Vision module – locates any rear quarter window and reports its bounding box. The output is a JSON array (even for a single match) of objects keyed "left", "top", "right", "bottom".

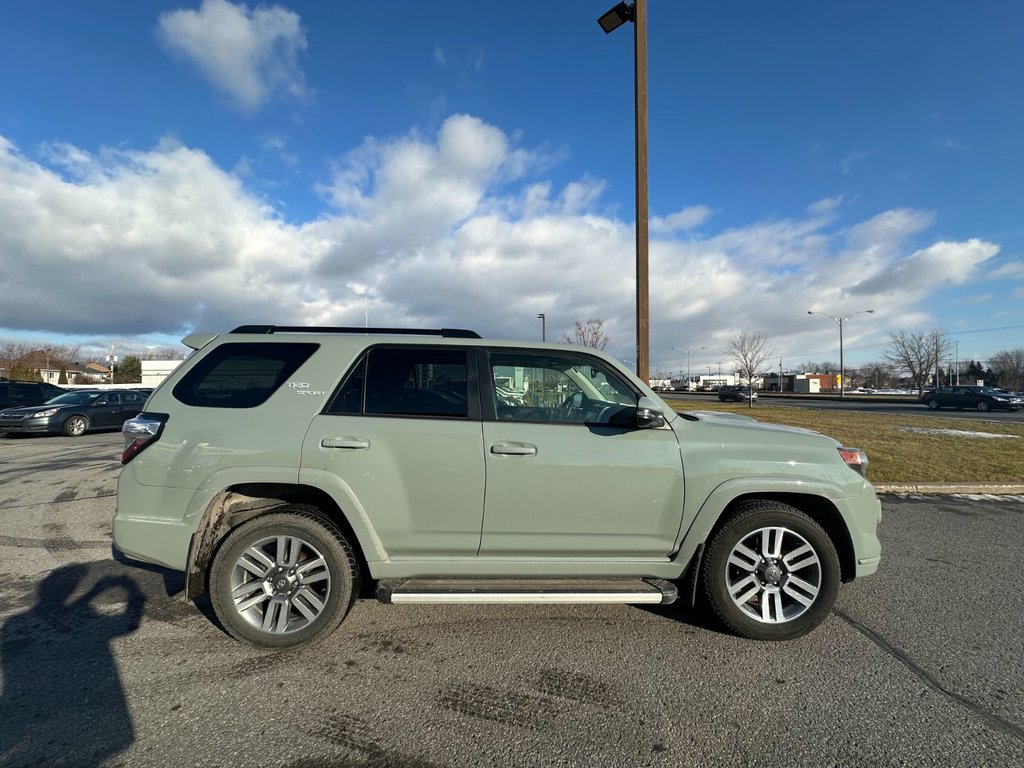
[{"left": 172, "top": 342, "right": 318, "bottom": 408}]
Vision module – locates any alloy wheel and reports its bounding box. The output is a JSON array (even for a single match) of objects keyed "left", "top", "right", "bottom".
[
  {"left": 229, "top": 534, "right": 332, "bottom": 634},
  {"left": 724, "top": 526, "right": 822, "bottom": 624}
]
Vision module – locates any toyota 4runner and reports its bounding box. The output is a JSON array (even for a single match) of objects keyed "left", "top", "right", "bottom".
[{"left": 114, "top": 325, "right": 881, "bottom": 649}]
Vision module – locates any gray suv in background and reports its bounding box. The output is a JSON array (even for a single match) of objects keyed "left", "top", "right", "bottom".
[{"left": 114, "top": 325, "right": 881, "bottom": 650}]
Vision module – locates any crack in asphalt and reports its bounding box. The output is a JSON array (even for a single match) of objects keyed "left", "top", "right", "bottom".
[
  {"left": 0, "top": 492, "right": 115, "bottom": 510},
  {"left": 834, "top": 608, "right": 1024, "bottom": 744},
  {"left": 0, "top": 534, "right": 110, "bottom": 549}
]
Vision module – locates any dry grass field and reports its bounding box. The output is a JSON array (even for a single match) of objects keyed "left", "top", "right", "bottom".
[{"left": 670, "top": 400, "right": 1024, "bottom": 483}]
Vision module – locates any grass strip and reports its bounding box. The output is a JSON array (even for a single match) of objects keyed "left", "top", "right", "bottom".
[{"left": 670, "top": 400, "right": 1024, "bottom": 484}]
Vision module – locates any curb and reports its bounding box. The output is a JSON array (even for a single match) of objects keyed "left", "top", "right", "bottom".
[{"left": 874, "top": 483, "right": 1024, "bottom": 495}]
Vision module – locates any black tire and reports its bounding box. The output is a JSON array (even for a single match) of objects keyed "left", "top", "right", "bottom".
[
  {"left": 925, "top": 399, "right": 939, "bottom": 410},
  {"left": 977, "top": 400, "right": 990, "bottom": 412},
  {"left": 701, "top": 501, "right": 840, "bottom": 641},
  {"left": 209, "top": 505, "right": 360, "bottom": 649},
  {"left": 62, "top": 415, "right": 89, "bottom": 436}
]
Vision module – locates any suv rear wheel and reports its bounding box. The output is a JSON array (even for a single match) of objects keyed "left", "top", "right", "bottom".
[
  {"left": 209, "top": 506, "right": 360, "bottom": 649},
  {"left": 702, "top": 501, "right": 840, "bottom": 640}
]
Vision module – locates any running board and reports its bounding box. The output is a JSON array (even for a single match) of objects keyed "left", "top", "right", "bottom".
[{"left": 376, "top": 578, "right": 677, "bottom": 605}]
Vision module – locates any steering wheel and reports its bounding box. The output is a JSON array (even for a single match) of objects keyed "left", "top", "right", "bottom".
[{"left": 559, "top": 392, "right": 583, "bottom": 419}]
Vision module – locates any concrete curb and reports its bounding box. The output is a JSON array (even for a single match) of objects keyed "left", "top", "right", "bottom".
[{"left": 874, "top": 483, "right": 1024, "bottom": 495}]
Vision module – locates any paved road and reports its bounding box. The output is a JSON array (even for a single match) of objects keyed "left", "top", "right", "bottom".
[
  {"left": 1, "top": 433, "right": 1022, "bottom": 767},
  {"left": 664, "top": 392, "right": 1024, "bottom": 424}
]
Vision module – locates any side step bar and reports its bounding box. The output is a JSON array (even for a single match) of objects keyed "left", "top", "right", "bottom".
[{"left": 376, "top": 578, "right": 677, "bottom": 606}]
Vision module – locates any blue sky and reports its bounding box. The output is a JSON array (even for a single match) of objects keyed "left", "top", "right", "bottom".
[{"left": 0, "top": 1, "right": 1021, "bottom": 374}]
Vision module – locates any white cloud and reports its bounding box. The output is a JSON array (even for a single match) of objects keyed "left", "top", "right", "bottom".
[
  {"left": 807, "top": 196, "right": 843, "bottom": 216},
  {"left": 651, "top": 205, "right": 713, "bottom": 233},
  {"left": 157, "top": 0, "right": 308, "bottom": 112},
  {"left": 0, "top": 116, "right": 1003, "bottom": 373},
  {"left": 987, "top": 261, "right": 1024, "bottom": 279},
  {"left": 849, "top": 239, "right": 998, "bottom": 297}
]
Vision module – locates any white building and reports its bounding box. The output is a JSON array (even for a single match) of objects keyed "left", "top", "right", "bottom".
[{"left": 141, "top": 359, "right": 183, "bottom": 387}]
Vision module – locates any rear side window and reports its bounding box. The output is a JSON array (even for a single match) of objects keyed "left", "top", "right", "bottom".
[
  {"left": 327, "top": 347, "right": 468, "bottom": 418},
  {"left": 173, "top": 342, "right": 318, "bottom": 409},
  {"left": 9, "top": 383, "right": 42, "bottom": 406}
]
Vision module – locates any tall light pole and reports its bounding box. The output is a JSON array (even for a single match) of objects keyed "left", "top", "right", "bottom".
[
  {"left": 673, "top": 346, "right": 705, "bottom": 391},
  {"left": 807, "top": 309, "right": 875, "bottom": 398},
  {"left": 598, "top": 0, "right": 649, "bottom": 384},
  {"left": 537, "top": 313, "right": 546, "bottom": 342}
]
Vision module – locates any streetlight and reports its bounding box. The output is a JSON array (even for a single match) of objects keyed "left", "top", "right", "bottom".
[
  {"left": 598, "top": 0, "right": 649, "bottom": 383},
  {"left": 673, "top": 346, "right": 705, "bottom": 391},
  {"left": 807, "top": 309, "right": 875, "bottom": 398},
  {"left": 537, "top": 313, "right": 546, "bottom": 342}
]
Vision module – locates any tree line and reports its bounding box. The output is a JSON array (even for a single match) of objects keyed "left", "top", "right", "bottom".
[{"left": 558, "top": 321, "right": 1024, "bottom": 396}]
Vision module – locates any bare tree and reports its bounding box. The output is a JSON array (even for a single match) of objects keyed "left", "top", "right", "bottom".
[
  {"left": 724, "top": 330, "right": 773, "bottom": 407},
  {"left": 562, "top": 319, "right": 610, "bottom": 351},
  {"left": 988, "top": 348, "right": 1024, "bottom": 391},
  {"left": 797, "top": 360, "right": 839, "bottom": 374},
  {"left": 137, "top": 346, "right": 188, "bottom": 360},
  {"left": 883, "top": 329, "right": 950, "bottom": 396},
  {"left": 858, "top": 361, "right": 895, "bottom": 390}
]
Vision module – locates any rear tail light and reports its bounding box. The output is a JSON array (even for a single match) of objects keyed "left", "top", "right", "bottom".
[
  {"left": 122, "top": 414, "right": 168, "bottom": 465},
  {"left": 838, "top": 447, "right": 868, "bottom": 477}
]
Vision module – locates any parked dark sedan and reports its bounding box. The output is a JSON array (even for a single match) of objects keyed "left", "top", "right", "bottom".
[
  {"left": 921, "top": 385, "right": 1023, "bottom": 412},
  {"left": 0, "top": 389, "right": 150, "bottom": 436}
]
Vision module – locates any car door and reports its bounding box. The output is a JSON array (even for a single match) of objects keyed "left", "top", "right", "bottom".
[
  {"left": 91, "top": 392, "right": 123, "bottom": 427},
  {"left": 479, "top": 349, "right": 685, "bottom": 559},
  {"left": 301, "top": 345, "right": 486, "bottom": 558}
]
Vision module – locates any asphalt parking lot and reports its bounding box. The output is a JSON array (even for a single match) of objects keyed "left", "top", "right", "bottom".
[{"left": 1, "top": 432, "right": 1023, "bottom": 767}]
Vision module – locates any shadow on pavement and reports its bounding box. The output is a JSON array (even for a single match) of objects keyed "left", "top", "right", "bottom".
[{"left": 0, "top": 563, "right": 144, "bottom": 767}]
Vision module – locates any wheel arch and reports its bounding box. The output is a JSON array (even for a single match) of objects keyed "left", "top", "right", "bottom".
[
  {"left": 677, "top": 485, "right": 858, "bottom": 595},
  {"left": 709, "top": 492, "right": 856, "bottom": 583},
  {"left": 185, "top": 483, "right": 373, "bottom": 600}
]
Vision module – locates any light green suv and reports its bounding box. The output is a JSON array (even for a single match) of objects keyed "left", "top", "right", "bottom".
[{"left": 114, "top": 325, "right": 881, "bottom": 649}]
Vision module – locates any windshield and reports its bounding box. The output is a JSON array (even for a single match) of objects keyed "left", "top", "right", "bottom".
[{"left": 46, "top": 391, "right": 101, "bottom": 405}]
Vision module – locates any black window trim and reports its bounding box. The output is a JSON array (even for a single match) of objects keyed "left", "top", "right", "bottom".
[{"left": 323, "top": 344, "right": 481, "bottom": 421}]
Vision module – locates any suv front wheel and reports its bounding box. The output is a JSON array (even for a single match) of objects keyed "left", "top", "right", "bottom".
[
  {"left": 702, "top": 501, "right": 840, "bottom": 640},
  {"left": 209, "top": 506, "right": 360, "bottom": 649}
]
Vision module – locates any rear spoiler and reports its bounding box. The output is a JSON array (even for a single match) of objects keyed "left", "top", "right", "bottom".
[{"left": 181, "top": 333, "right": 218, "bottom": 351}]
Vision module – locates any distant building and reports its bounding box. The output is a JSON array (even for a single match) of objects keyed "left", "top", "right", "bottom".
[{"left": 141, "top": 360, "right": 183, "bottom": 387}]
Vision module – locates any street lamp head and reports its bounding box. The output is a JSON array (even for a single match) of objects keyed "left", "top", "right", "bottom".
[
  {"left": 537, "top": 313, "right": 545, "bottom": 320},
  {"left": 598, "top": 2, "right": 634, "bottom": 34}
]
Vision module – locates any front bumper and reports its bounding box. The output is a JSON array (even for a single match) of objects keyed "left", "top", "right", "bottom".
[{"left": 0, "top": 417, "right": 59, "bottom": 434}]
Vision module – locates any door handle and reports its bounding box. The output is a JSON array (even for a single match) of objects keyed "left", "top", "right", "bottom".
[
  {"left": 490, "top": 441, "right": 537, "bottom": 456},
  {"left": 321, "top": 437, "right": 370, "bottom": 450}
]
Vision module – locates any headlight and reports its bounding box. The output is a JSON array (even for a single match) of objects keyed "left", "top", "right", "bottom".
[
  {"left": 31, "top": 408, "right": 59, "bottom": 418},
  {"left": 838, "top": 447, "right": 869, "bottom": 477},
  {"left": 993, "top": 397, "right": 1007, "bottom": 402}
]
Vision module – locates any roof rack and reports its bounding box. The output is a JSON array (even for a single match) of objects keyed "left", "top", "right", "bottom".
[{"left": 230, "top": 325, "right": 482, "bottom": 339}]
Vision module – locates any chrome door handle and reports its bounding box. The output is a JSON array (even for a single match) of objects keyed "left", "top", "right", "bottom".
[
  {"left": 321, "top": 437, "right": 370, "bottom": 450},
  {"left": 490, "top": 442, "right": 537, "bottom": 456}
]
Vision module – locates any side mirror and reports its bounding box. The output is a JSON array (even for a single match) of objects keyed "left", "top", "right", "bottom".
[{"left": 635, "top": 396, "right": 666, "bottom": 429}]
